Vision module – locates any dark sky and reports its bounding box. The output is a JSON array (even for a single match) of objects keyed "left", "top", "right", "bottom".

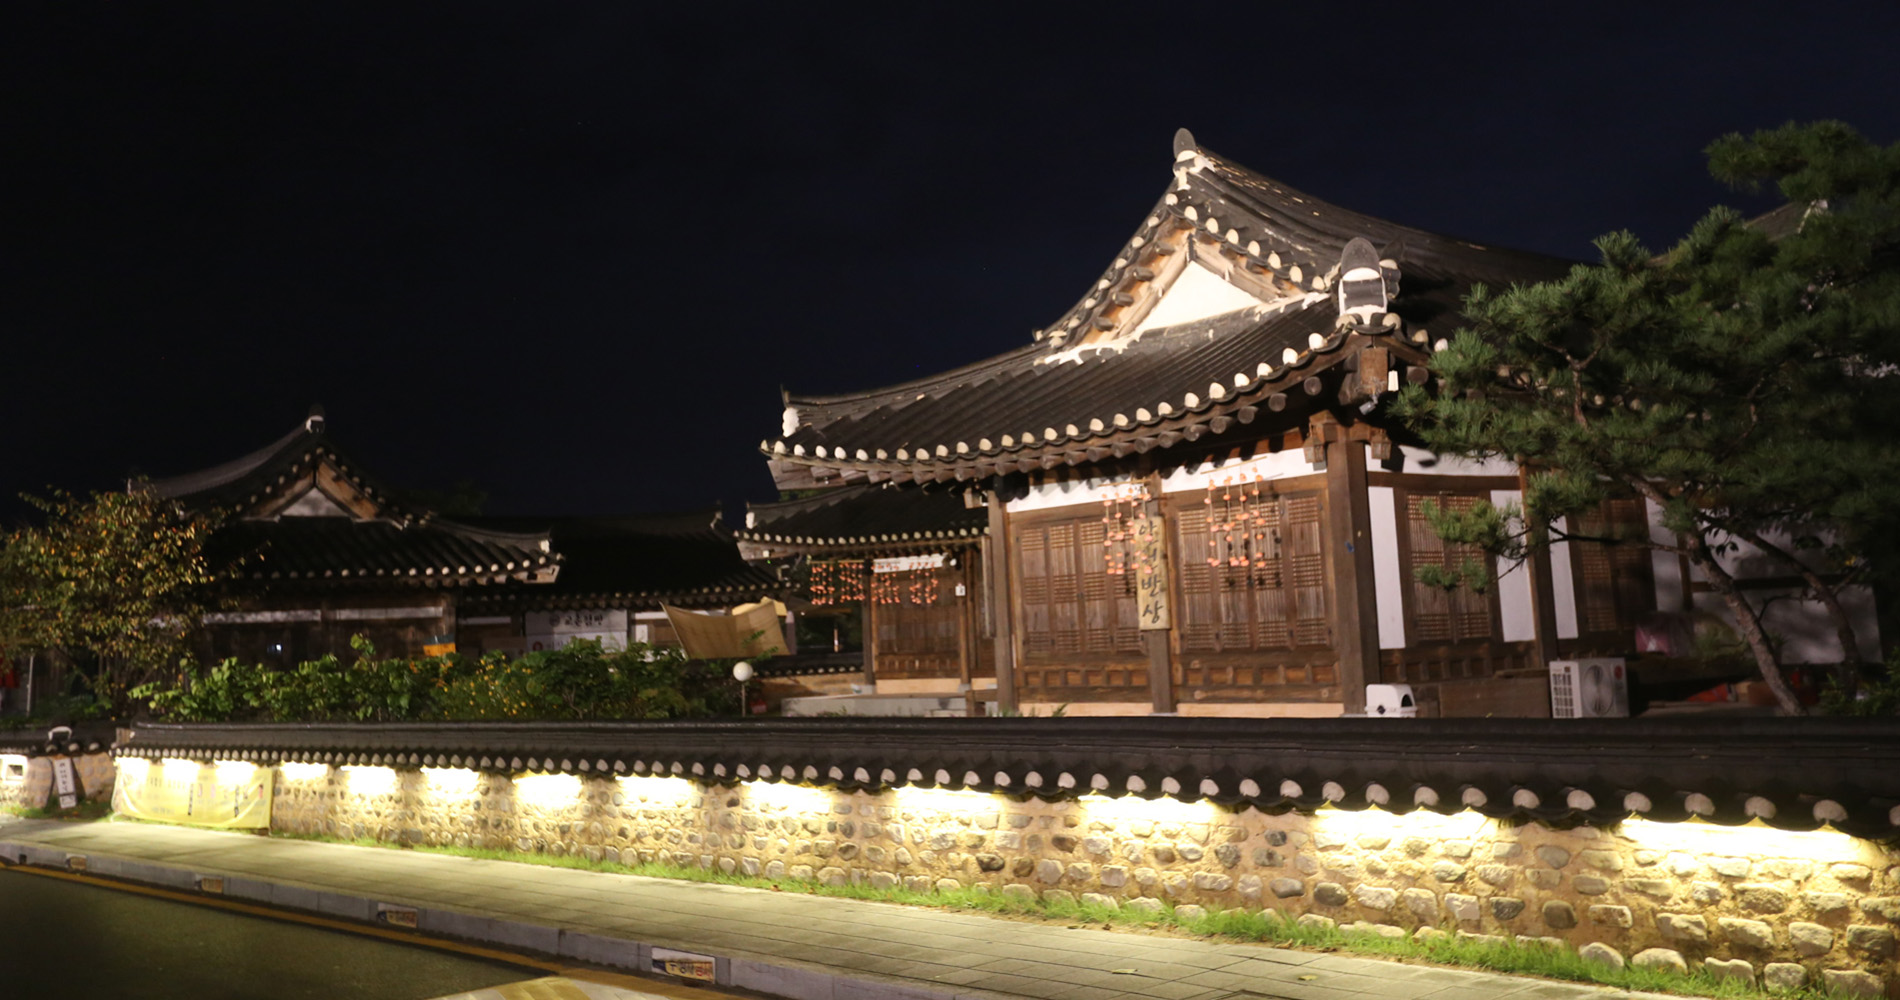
[{"left": 5, "top": 4, "right": 1898, "bottom": 522}]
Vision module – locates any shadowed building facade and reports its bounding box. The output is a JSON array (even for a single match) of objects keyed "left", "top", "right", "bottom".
[{"left": 150, "top": 410, "right": 779, "bottom": 663}]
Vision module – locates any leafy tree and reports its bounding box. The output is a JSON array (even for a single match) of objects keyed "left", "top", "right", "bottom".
[
  {"left": 1392, "top": 122, "right": 1900, "bottom": 716},
  {"left": 0, "top": 484, "right": 226, "bottom": 717}
]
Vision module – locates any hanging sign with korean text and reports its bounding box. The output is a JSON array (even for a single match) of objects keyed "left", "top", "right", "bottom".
[{"left": 1132, "top": 514, "right": 1170, "bottom": 630}]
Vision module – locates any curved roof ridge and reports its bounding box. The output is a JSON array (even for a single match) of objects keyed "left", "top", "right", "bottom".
[
  {"left": 745, "top": 484, "right": 880, "bottom": 520},
  {"left": 429, "top": 517, "right": 557, "bottom": 547},
  {"left": 1194, "top": 144, "right": 1580, "bottom": 277},
  {"left": 785, "top": 339, "right": 1045, "bottom": 411},
  {"left": 147, "top": 422, "right": 317, "bottom": 499}
]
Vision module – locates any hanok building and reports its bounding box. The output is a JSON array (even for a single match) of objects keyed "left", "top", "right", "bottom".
[
  {"left": 756, "top": 129, "right": 1859, "bottom": 718},
  {"left": 735, "top": 483, "right": 994, "bottom": 701},
  {"left": 152, "top": 411, "right": 779, "bottom": 663},
  {"left": 457, "top": 510, "right": 786, "bottom": 658}
]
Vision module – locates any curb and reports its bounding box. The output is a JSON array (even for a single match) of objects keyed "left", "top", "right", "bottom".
[{"left": 0, "top": 838, "right": 974, "bottom": 1000}]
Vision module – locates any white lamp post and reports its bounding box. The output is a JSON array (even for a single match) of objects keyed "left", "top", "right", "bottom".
[{"left": 732, "top": 661, "right": 754, "bottom": 716}]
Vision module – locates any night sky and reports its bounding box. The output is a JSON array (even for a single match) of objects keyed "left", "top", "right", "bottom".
[{"left": 5, "top": 5, "right": 1899, "bottom": 524}]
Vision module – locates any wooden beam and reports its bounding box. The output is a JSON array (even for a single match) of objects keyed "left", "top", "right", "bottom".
[
  {"left": 956, "top": 556, "right": 974, "bottom": 694},
  {"left": 1322, "top": 425, "right": 1379, "bottom": 714},
  {"left": 1358, "top": 347, "right": 1390, "bottom": 401},
  {"left": 1520, "top": 465, "right": 1561, "bottom": 674},
  {"left": 1303, "top": 376, "right": 1324, "bottom": 396},
  {"left": 860, "top": 561, "right": 878, "bottom": 690},
  {"left": 986, "top": 493, "right": 1017, "bottom": 714},
  {"left": 1268, "top": 393, "right": 1288, "bottom": 412}
]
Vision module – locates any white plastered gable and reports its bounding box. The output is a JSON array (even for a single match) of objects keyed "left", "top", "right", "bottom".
[
  {"left": 1130, "top": 260, "right": 1269, "bottom": 335},
  {"left": 277, "top": 484, "right": 353, "bottom": 517}
]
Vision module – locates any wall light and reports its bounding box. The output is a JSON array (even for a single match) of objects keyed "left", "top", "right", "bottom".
[
  {"left": 1310, "top": 806, "right": 1497, "bottom": 843},
  {"left": 745, "top": 779, "right": 838, "bottom": 814},
  {"left": 513, "top": 772, "right": 582, "bottom": 808},
  {"left": 1618, "top": 817, "right": 1869, "bottom": 864},
  {"left": 421, "top": 767, "right": 480, "bottom": 795},
  {"left": 3, "top": 753, "right": 33, "bottom": 783},
  {"left": 212, "top": 760, "right": 257, "bottom": 784},
  {"left": 893, "top": 785, "right": 1001, "bottom": 815},
  {"left": 1077, "top": 792, "right": 1219, "bottom": 827},
  {"left": 278, "top": 762, "right": 331, "bottom": 782},
  {"left": 616, "top": 775, "right": 694, "bottom": 805},
  {"left": 340, "top": 765, "right": 399, "bottom": 797}
]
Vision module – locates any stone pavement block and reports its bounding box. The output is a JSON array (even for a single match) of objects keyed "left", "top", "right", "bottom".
[
  {"left": 1113, "top": 979, "right": 1220, "bottom": 1000},
  {"left": 1045, "top": 986, "right": 1139, "bottom": 1000},
  {"left": 220, "top": 875, "right": 274, "bottom": 903},
  {"left": 834, "top": 977, "right": 960, "bottom": 1000},
  {"left": 732, "top": 960, "right": 837, "bottom": 1000},
  {"left": 557, "top": 929, "right": 643, "bottom": 969},
  {"left": 958, "top": 973, "right": 1052, "bottom": 996},
  {"left": 918, "top": 967, "right": 993, "bottom": 987}
]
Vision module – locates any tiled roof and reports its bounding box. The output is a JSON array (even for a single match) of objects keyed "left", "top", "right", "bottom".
[
  {"left": 118, "top": 716, "right": 1900, "bottom": 838},
  {"left": 739, "top": 485, "right": 988, "bottom": 555},
  {"left": 219, "top": 517, "right": 557, "bottom": 588},
  {"left": 764, "top": 130, "right": 1574, "bottom": 486},
  {"left": 0, "top": 722, "right": 116, "bottom": 758},
  {"left": 460, "top": 511, "right": 783, "bottom": 610},
  {"left": 147, "top": 409, "right": 410, "bottom": 519},
  {"left": 148, "top": 411, "right": 558, "bottom": 589}
]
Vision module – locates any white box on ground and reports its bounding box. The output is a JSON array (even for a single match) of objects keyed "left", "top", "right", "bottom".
[{"left": 1364, "top": 684, "right": 1417, "bottom": 717}]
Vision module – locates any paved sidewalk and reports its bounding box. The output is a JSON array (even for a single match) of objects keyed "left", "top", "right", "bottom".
[{"left": 1, "top": 820, "right": 1651, "bottom": 1000}]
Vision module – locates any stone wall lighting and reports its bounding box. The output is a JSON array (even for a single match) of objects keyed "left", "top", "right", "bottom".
[
  {"left": 339, "top": 765, "right": 399, "bottom": 797},
  {"left": 513, "top": 772, "right": 581, "bottom": 808},
  {"left": 420, "top": 766, "right": 479, "bottom": 795}
]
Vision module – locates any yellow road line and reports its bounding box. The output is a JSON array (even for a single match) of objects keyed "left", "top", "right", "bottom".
[{"left": 0, "top": 859, "right": 728, "bottom": 1000}]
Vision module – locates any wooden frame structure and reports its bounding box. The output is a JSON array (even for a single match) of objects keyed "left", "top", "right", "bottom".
[{"left": 753, "top": 131, "right": 1683, "bottom": 717}]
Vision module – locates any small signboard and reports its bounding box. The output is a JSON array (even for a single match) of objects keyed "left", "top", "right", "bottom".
[
  {"left": 1132, "top": 514, "right": 1171, "bottom": 631},
  {"left": 376, "top": 903, "right": 419, "bottom": 928},
  {"left": 197, "top": 876, "right": 225, "bottom": 895},
  {"left": 651, "top": 947, "right": 717, "bottom": 982},
  {"left": 872, "top": 553, "right": 945, "bottom": 574},
  {"left": 51, "top": 756, "right": 79, "bottom": 811},
  {"left": 525, "top": 609, "right": 628, "bottom": 651}
]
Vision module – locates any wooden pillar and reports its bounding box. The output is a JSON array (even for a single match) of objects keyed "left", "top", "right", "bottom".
[
  {"left": 859, "top": 562, "right": 877, "bottom": 690},
  {"left": 985, "top": 493, "right": 1018, "bottom": 713},
  {"left": 1321, "top": 417, "right": 1379, "bottom": 714},
  {"left": 1142, "top": 475, "right": 1176, "bottom": 715},
  {"left": 955, "top": 556, "right": 974, "bottom": 689},
  {"left": 1519, "top": 466, "right": 1561, "bottom": 671}
]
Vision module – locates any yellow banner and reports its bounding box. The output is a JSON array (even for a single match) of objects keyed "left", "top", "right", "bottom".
[{"left": 112, "top": 759, "right": 272, "bottom": 829}]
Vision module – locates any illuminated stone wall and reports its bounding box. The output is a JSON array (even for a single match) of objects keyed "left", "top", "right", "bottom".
[
  {"left": 1, "top": 753, "right": 114, "bottom": 811},
  {"left": 255, "top": 765, "right": 1900, "bottom": 995}
]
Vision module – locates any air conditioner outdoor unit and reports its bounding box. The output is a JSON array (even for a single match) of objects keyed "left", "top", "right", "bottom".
[{"left": 1549, "top": 658, "right": 1629, "bottom": 718}]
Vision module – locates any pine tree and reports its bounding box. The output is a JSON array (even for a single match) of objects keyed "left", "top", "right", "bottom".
[{"left": 1392, "top": 122, "right": 1900, "bottom": 716}]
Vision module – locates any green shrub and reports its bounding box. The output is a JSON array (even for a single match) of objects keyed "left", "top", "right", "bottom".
[{"left": 134, "top": 637, "right": 740, "bottom": 723}]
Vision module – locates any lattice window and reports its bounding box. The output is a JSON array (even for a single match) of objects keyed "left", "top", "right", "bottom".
[
  {"left": 1571, "top": 498, "right": 1656, "bottom": 636},
  {"left": 1017, "top": 514, "right": 1141, "bottom": 662},
  {"left": 1174, "top": 487, "right": 1330, "bottom": 653},
  {"left": 1406, "top": 491, "right": 1495, "bottom": 643},
  {"left": 875, "top": 568, "right": 960, "bottom": 656}
]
